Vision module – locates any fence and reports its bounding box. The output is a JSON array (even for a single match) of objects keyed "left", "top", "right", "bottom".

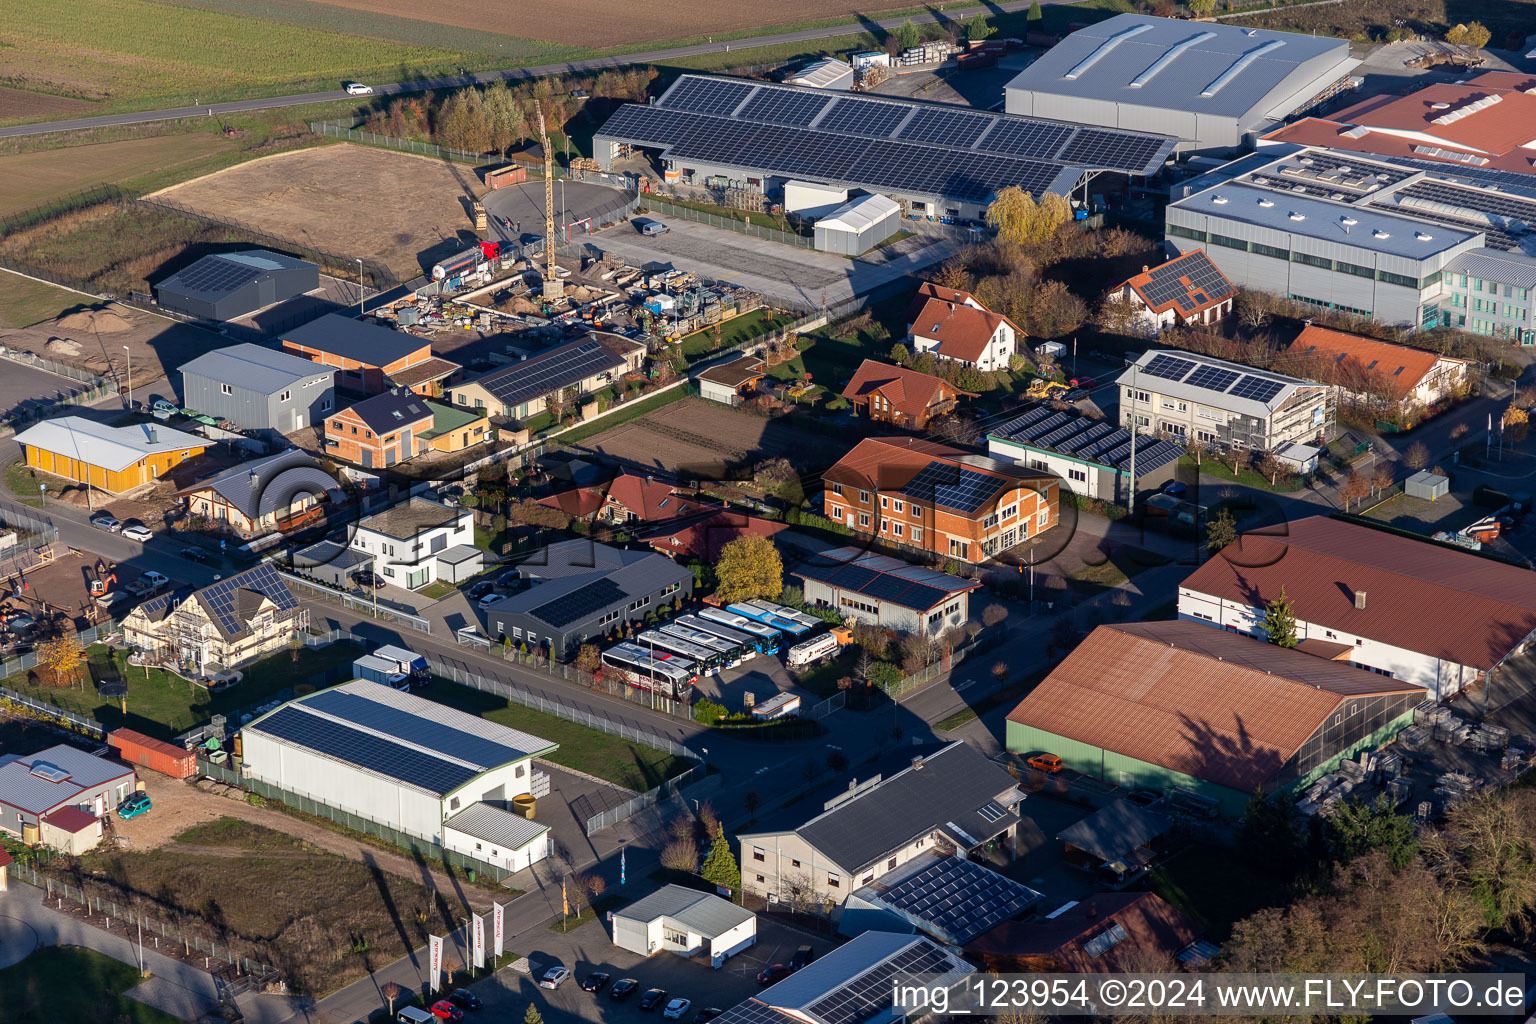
[
  {"left": 0, "top": 184, "right": 130, "bottom": 236},
  {"left": 882, "top": 628, "right": 1006, "bottom": 699},
  {"left": 583, "top": 761, "right": 706, "bottom": 836},
  {"left": 0, "top": 347, "right": 120, "bottom": 432},
  {"left": 0, "top": 618, "right": 118, "bottom": 684},
  {"left": 0, "top": 498, "right": 59, "bottom": 546},
  {"left": 196, "top": 758, "right": 512, "bottom": 882},
  {"left": 637, "top": 196, "right": 813, "bottom": 249},
  {"left": 0, "top": 684, "right": 107, "bottom": 739},
  {"left": 310, "top": 119, "right": 515, "bottom": 170},
  {"left": 278, "top": 571, "right": 432, "bottom": 633},
  {"left": 805, "top": 690, "right": 846, "bottom": 720},
  {"left": 9, "top": 859, "right": 282, "bottom": 984}
]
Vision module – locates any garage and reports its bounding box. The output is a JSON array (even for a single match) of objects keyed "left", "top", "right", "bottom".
[{"left": 610, "top": 884, "right": 756, "bottom": 966}]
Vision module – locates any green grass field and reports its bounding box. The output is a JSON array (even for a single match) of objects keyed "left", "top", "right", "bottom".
[
  {"left": 0, "top": 273, "right": 88, "bottom": 328},
  {"left": 0, "top": 946, "right": 183, "bottom": 1024},
  {"left": 679, "top": 308, "right": 797, "bottom": 360}
]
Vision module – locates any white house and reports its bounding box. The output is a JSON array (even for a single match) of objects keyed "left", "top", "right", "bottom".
[
  {"left": 1112, "top": 250, "right": 1236, "bottom": 335},
  {"left": 1178, "top": 516, "right": 1536, "bottom": 700},
  {"left": 908, "top": 293, "right": 1021, "bottom": 372},
  {"left": 352, "top": 497, "right": 480, "bottom": 589},
  {"left": 610, "top": 884, "right": 757, "bottom": 966}
]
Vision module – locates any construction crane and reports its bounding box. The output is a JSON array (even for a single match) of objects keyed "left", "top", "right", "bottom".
[{"left": 535, "top": 100, "right": 563, "bottom": 302}]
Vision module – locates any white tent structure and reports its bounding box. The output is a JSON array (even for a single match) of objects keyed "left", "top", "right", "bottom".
[{"left": 814, "top": 194, "right": 901, "bottom": 255}]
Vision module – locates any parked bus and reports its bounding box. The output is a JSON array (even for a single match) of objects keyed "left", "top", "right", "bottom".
[
  {"left": 658, "top": 621, "right": 746, "bottom": 667},
  {"left": 744, "top": 599, "right": 823, "bottom": 634},
  {"left": 698, "top": 607, "right": 782, "bottom": 654},
  {"left": 727, "top": 601, "right": 815, "bottom": 637},
  {"left": 635, "top": 629, "right": 724, "bottom": 676},
  {"left": 600, "top": 642, "right": 697, "bottom": 699},
  {"left": 675, "top": 613, "right": 770, "bottom": 657}
]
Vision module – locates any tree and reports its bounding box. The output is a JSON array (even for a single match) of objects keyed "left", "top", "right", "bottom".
[
  {"left": 383, "top": 982, "right": 404, "bottom": 1016},
  {"left": 1205, "top": 506, "right": 1237, "bottom": 553},
  {"left": 714, "top": 534, "right": 783, "bottom": 603},
  {"left": 1446, "top": 21, "right": 1491, "bottom": 53},
  {"left": 985, "top": 187, "right": 1071, "bottom": 248},
  {"left": 525, "top": 1006, "right": 545, "bottom": 1024},
  {"left": 1339, "top": 469, "right": 1371, "bottom": 510},
  {"left": 901, "top": 631, "right": 937, "bottom": 674},
  {"left": 889, "top": 342, "right": 910, "bottom": 364},
  {"left": 826, "top": 749, "right": 849, "bottom": 772},
  {"left": 1189, "top": 0, "right": 1217, "bottom": 15},
  {"left": 1026, "top": 279, "right": 1088, "bottom": 338},
  {"left": 1371, "top": 458, "right": 1395, "bottom": 497},
  {"left": 1262, "top": 586, "right": 1298, "bottom": 647},
  {"left": 1504, "top": 402, "right": 1530, "bottom": 443},
  {"left": 481, "top": 81, "right": 526, "bottom": 153},
  {"left": 970, "top": 17, "right": 996, "bottom": 41},
  {"left": 895, "top": 19, "right": 920, "bottom": 50},
  {"left": 1026, "top": 0, "right": 1043, "bottom": 25},
  {"left": 700, "top": 826, "right": 741, "bottom": 893},
  {"left": 1328, "top": 795, "right": 1419, "bottom": 870},
  {"left": 660, "top": 837, "right": 698, "bottom": 873},
  {"left": 743, "top": 790, "right": 760, "bottom": 820},
  {"left": 1403, "top": 441, "right": 1430, "bottom": 471},
  {"left": 1095, "top": 294, "right": 1142, "bottom": 336},
  {"left": 37, "top": 634, "right": 84, "bottom": 688},
  {"left": 982, "top": 603, "right": 1008, "bottom": 629},
  {"left": 1256, "top": 450, "right": 1285, "bottom": 485},
  {"left": 1238, "top": 790, "right": 1309, "bottom": 878},
  {"left": 574, "top": 643, "right": 601, "bottom": 675},
  {"left": 1236, "top": 289, "right": 1272, "bottom": 329}
]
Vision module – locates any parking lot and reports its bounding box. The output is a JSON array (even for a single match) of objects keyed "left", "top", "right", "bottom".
[{"left": 467, "top": 913, "right": 834, "bottom": 1024}]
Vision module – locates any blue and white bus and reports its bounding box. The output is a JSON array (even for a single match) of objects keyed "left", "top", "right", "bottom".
[
  {"left": 699, "top": 606, "right": 782, "bottom": 653},
  {"left": 658, "top": 621, "right": 746, "bottom": 668},
  {"left": 636, "top": 629, "right": 725, "bottom": 676},
  {"left": 681, "top": 611, "right": 778, "bottom": 656},
  {"left": 600, "top": 642, "right": 697, "bottom": 699},
  {"left": 744, "top": 599, "right": 823, "bottom": 634},
  {"left": 727, "top": 600, "right": 817, "bottom": 637}
]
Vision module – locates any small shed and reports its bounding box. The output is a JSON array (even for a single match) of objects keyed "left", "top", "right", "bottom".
[
  {"left": 610, "top": 883, "right": 756, "bottom": 966},
  {"left": 435, "top": 544, "right": 485, "bottom": 583},
  {"left": 40, "top": 807, "right": 102, "bottom": 856},
  {"left": 696, "top": 355, "right": 767, "bottom": 407},
  {"left": 1057, "top": 798, "right": 1170, "bottom": 882},
  {"left": 1271, "top": 440, "right": 1320, "bottom": 474},
  {"left": 814, "top": 194, "right": 902, "bottom": 255},
  {"left": 1405, "top": 470, "right": 1448, "bottom": 501},
  {"left": 783, "top": 57, "right": 854, "bottom": 91}
]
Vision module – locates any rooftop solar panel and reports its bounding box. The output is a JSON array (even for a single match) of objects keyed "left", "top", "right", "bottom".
[
  {"left": 899, "top": 461, "right": 1004, "bottom": 514},
  {"left": 1140, "top": 354, "right": 1195, "bottom": 382},
  {"left": 661, "top": 76, "right": 754, "bottom": 115},
  {"left": 737, "top": 87, "right": 834, "bottom": 127},
  {"left": 1059, "top": 128, "right": 1166, "bottom": 169},
  {"left": 898, "top": 106, "right": 994, "bottom": 148},
  {"left": 1183, "top": 364, "right": 1241, "bottom": 393},
  {"left": 816, "top": 97, "right": 913, "bottom": 137},
  {"left": 199, "top": 564, "right": 297, "bottom": 637},
  {"left": 531, "top": 577, "right": 624, "bottom": 628},
  {"left": 478, "top": 339, "right": 622, "bottom": 409},
  {"left": 177, "top": 256, "right": 262, "bottom": 296},
  {"left": 873, "top": 858, "right": 1039, "bottom": 942},
  {"left": 977, "top": 119, "right": 1075, "bottom": 159},
  {"left": 807, "top": 943, "right": 959, "bottom": 1024},
  {"left": 302, "top": 690, "right": 536, "bottom": 770},
  {"left": 253, "top": 706, "right": 478, "bottom": 795},
  {"left": 1226, "top": 375, "right": 1287, "bottom": 404}
]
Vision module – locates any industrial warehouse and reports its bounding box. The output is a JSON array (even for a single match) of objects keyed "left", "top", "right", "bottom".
[{"left": 594, "top": 74, "right": 1177, "bottom": 222}]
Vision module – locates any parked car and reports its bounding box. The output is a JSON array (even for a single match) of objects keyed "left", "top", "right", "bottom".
[
  {"left": 118, "top": 793, "right": 151, "bottom": 820},
  {"left": 663, "top": 999, "right": 692, "bottom": 1020},
  {"left": 478, "top": 593, "right": 507, "bottom": 610},
  {"left": 539, "top": 967, "right": 570, "bottom": 990},
  {"left": 1163, "top": 481, "right": 1188, "bottom": 499},
  {"left": 635, "top": 218, "right": 670, "bottom": 236},
  {"left": 610, "top": 978, "right": 640, "bottom": 1001},
  {"left": 151, "top": 398, "right": 179, "bottom": 421},
  {"left": 581, "top": 972, "right": 612, "bottom": 993},
  {"left": 123, "top": 524, "right": 153, "bottom": 543},
  {"left": 345, "top": 82, "right": 374, "bottom": 95},
  {"left": 639, "top": 988, "right": 669, "bottom": 1011},
  {"left": 447, "top": 989, "right": 481, "bottom": 1011},
  {"left": 429, "top": 1001, "right": 464, "bottom": 1022},
  {"left": 1027, "top": 753, "right": 1064, "bottom": 774},
  {"left": 91, "top": 514, "right": 122, "bottom": 533},
  {"left": 353, "top": 570, "right": 386, "bottom": 589},
  {"left": 790, "top": 945, "right": 816, "bottom": 970},
  {"left": 466, "top": 581, "right": 495, "bottom": 601},
  {"left": 2, "top": 612, "right": 36, "bottom": 633},
  {"left": 181, "top": 546, "right": 208, "bottom": 563},
  {"left": 694, "top": 1009, "right": 724, "bottom": 1024},
  {"left": 757, "top": 965, "right": 792, "bottom": 986}
]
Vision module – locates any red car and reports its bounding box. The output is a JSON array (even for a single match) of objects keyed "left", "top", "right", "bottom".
[
  {"left": 757, "top": 964, "right": 793, "bottom": 986},
  {"left": 431, "top": 1001, "right": 465, "bottom": 1022}
]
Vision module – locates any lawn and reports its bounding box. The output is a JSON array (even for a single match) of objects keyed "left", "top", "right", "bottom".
[
  {"left": 1181, "top": 454, "right": 1306, "bottom": 493},
  {"left": 1147, "top": 843, "right": 1293, "bottom": 942},
  {"left": 415, "top": 580, "right": 459, "bottom": 601},
  {"left": 69, "top": 818, "right": 454, "bottom": 996},
  {"left": 1068, "top": 546, "right": 1171, "bottom": 595},
  {"left": 556, "top": 385, "right": 690, "bottom": 445},
  {"left": 428, "top": 680, "right": 693, "bottom": 792},
  {"left": 4, "top": 461, "right": 47, "bottom": 507},
  {"left": 2, "top": 642, "right": 362, "bottom": 739},
  {"left": 0, "top": 272, "right": 91, "bottom": 328},
  {"left": 0, "top": 133, "right": 238, "bottom": 217},
  {"left": 936, "top": 666, "right": 1048, "bottom": 731},
  {"left": 679, "top": 308, "right": 797, "bottom": 362},
  {"left": 0, "top": 945, "right": 183, "bottom": 1024}
]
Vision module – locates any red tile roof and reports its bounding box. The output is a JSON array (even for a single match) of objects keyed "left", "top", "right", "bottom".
[
  {"left": 905, "top": 281, "right": 981, "bottom": 322},
  {"left": 643, "top": 511, "right": 787, "bottom": 561},
  {"left": 841, "top": 360, "right": 974, "bottom": 420},
  {"left": 968, "top": 892, "right": 1199, "bottom": 972},
  {"left": 910, "top": 297, "right": 1016, "bottom": 364},
  {"left": 1008, "top": 620, "right": 1420, "bottom": 792},
  {"left": 1180, "top": 516, "right": 1536, "bottom": 671},
  {"left": 604, "top": 473, "right": 712, "bottom": 522},
  {"left": 826, "top": 436, "right": 1051, "bottom": 497},
  {"left": 1118, "top": 251, "right": 1235, "bottom": 318},
  {"left": 43, "top": 806, "right": 100, "bottom": 834},
  {"left": 1285, "top": 326, "right": 1464, "bottom": 400},
  {"left": 537, "top": 486, "right": 606, "bottom": 518}
]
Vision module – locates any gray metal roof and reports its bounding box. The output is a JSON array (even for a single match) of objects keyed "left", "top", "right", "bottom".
[
  {"left": 0, "top": 744, "right": 136, "bottom": 815},
  {"left": 1057, "top": 798, "right": 1172, "bottom": 863},
  {"left": 442, "top": 802, "right": 550, "bottom": 850},
  {"left": 282, "top": 314, "right": 426, "bottom": 366},
  {"left": 769, "top": 741, "right": 1020, "bottom": 874},
  {"left": 1007, "top": 14, "right": 1357, "bottom": 120},
  {"left": 852, "top": 852, "right": 1042, "bottom": 946},
  {"left": 156, "top": 249, "right": 313, "bottom": 302},
  {"left": 180, "top": 343, "right": 335, "bottom": 394},
  {"left": 182, "top": 448, "right": 339, "bottom": 520},
  {"left": 1446, "top": 247, "right": 1536, "bottom": 289},
  {"left": 614, "top": 883, "right": 755, "bottom": 937},
  {"left": 1172, "top": 181, "right": 1475, "bottom": 260},
  {"left": 491, "top": 541, "right": 691, "bottom": 632},
  {"left": 791, "top": 546, "right": 979, "bottom": 614}
]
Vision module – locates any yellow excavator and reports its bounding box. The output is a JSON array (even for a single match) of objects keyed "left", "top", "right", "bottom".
[{"left": 1025, "top": 378, "right": 1069, "bottom": 400}]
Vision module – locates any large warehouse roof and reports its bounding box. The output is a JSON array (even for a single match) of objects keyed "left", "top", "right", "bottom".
[
  {"left": 156, "top": 250, "right": 315, "bottom": 304},
  {"left": 246, "top": 680, "right": 557, "bottom": 796},
  {"left": 990, "top": 406, "right": 1185, "bottom": 477},
  {"left": 180, "top": 343, "right": 335, "bottom": 393},
  {"left": 596, "top": 74, "right": 1175, "bottom": 202},
  {"left": 1006, "top": 15, "right": 1357, "bottom": 121}
]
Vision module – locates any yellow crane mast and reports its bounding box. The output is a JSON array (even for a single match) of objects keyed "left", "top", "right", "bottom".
[{"left": 536, "top": 101, "right": 563, "bottom": 301}]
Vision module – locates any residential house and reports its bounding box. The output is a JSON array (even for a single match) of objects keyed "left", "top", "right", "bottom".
[
  {"left": 536, "top": 471, "right": 717, "bottom": 526},
  {"left": 484, "top": 539, "right": 692, "bottom": 659},
  {"left": 281, "top": 313, "right": 459, "bottom": 397},
  {"left": 841, "top": 360, "right": 974, "bottom": 430},
  {"left": 609, "top": 884, "right": 757, "bottom": 964},
  {"left": 823, "top": 436, "right": 1059, "bottom": 563},
  {"left": 1178, "top": 515, "right": 1536, "bottom": 699},
  {"left": 643, "top": 511, "right": 787, "bottom": 562},
  {"left": 737, "top": 741, "right": 1023, "bottom": 908},
  {"left": 904, "top": 282, "right": 984, "bottom": 322},
  {"left": 840, "top": 852, "right": 1042, "bottom": 947},
  {"left": 1116, "top": 349, "right": 1334, "bottom": 451},
  {"left": 908, "top": 293, "right": 1021, "bottom": 372},
  {"left": 122, "top": 564, "right": 304, "bottom": 677},
  {"left": 15, "top": 417, "right": 209, "bottom": 496},
  {"left": 1006, "top": 620, "right": 1423, "bottom": 815},
  {"left": 1111, "top": 250, "right": 1237, "bottom": 335},
  {"left": 324, "top": 390, "right": 490, "bottom": 468},
  {"left": 988, "top": 406, "right": 1185, "bottom": 507},
  {"left": 968, "top": 892, "right": 1201, "bottom": 972},
  {"left": 791, "top": 546, "right": 979, "bottom": 636},
  {"left": 0, "top": 745, "right": 138, "bottom": 854},
  {"left": 179, "top": 344, "right": 336, "bottom": 436},
  {"left": 176, "top": 449, "right": 340, "bottom": 538},
  {"left": 353, "top": 498, "right": 481, "bottom": 589},
  {"left": 445, "top": 334, "right": 643, "bottom": 421},
  {"left": 696, "top": 355, "right": 768, "bottom": 407},
  {"left": 1284, "top": 324, "right": 1472, "bottom": 415}
]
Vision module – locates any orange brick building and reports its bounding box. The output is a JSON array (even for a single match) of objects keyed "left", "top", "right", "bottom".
[
  {"left": 823, "top": 437, "right": 1058, "bottom": 563},
  {"left": 282, "top": 314, "right": 458, "bottom": 397}
]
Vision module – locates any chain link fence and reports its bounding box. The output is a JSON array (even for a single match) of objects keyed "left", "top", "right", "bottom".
[
  {"left": 882, "top": 628, "right": 1006, "bottom": 699},
  {"left": 279, "top": 571, "right": 431, "bottom": 633},
  {"left": 310, "top": 119, "right": 508, "bottom": 169},
  {"left": 637, "top": 196, "right": 812, "bottom": 249},
  {"left": 583, "top": 761, "right": 705, "bottom": 836}
]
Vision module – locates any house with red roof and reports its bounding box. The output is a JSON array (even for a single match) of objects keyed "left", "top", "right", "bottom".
[
  {"left": 840, "top": 359, "right": 976, "bottom": 430},
  {"left": 968, "top": 892, "right": 1201, "bottom": 973},
  {"left": 1285, "top": 324, "right": 1472, "bottom": 412},
  {"left": 537, "top": 471, "right": 717, "bottom": 526},
  {"left": 908, "top": 293, "right": 1022, "bottom": 372},
  {"left": 1112, "top": 250, "right": 1236, "bottom": 335},
  {"left": 642, "top": 511, "right": 787, "bottom": 562}
]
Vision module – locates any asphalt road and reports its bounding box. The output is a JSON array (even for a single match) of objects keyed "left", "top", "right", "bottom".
[{"left": 0, "top": 0, "right": 1049, "bottom": 140}]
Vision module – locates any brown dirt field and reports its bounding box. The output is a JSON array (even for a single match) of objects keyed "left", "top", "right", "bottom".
[
  {"left": 310, "top": 0, "right": 922, "bottom": 47},
  {"left": 0, "top": 298, "right": 230, "bottom": 386},
  {"left": 156, "top": 144, "right": 487, "bottom": 279},
  {"left": 578, "top": 396, "right": 844, "bottom": 477},
  {"left": 0, "top": 86, "right": 95, "bottom": 119}
]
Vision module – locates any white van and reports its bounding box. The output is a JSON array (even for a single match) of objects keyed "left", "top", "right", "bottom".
[{"left": 397, "top": 1007, "right": 435, "bottom": 1024}]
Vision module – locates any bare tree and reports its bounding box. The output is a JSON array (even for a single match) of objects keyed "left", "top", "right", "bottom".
[
  {"left": 1256, "top": 450, "right": 1285, "bottom": 486},
  {"left": 383, "top": 983, "right": 405, "bottom": 1016},
  {"left": 982, "top": 603, "right": 1008, "bottom": 629},
  {"left": 1339, "top": 470, "right": 1371, "bottom": 510},
  {"left": 1404, "top": 441, "right": 1431, "bottom": 471},
  {"left": 660, "top": 838, "right": 698, "bottom": 873}
]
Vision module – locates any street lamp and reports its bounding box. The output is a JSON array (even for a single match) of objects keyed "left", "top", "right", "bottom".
[
  {"left": 121, "top": 345, "right": 132, "bottom": 411},
  {"left": 356, "top": 258, "right": 366, "bottom": 315}
]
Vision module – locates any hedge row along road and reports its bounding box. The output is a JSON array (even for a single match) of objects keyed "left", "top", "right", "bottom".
[{"left": 0, "top": 0, "right": 1056, "bottom": 139}]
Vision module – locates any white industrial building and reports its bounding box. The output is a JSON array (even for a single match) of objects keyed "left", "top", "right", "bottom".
[
  {"left": 1004, "top": 14, "right": 1359, "bottom": 155},
  {"left": 240, "top": 681, "right": 557, "bottom": 850},
  {"left": 441, "top": 802, "right": 550, "bottom": 874},
  {"left": 814, "top": 194, "right": 902, "bottom": 255},
  {"left": 610, "top": 884, "right": 757, "bottom": 966},
  {"left": 784, "top": 57, "right": 854, "bottom": 91},
  {"left": 790, "top": 547, "right": 980, "bottom": 636}
]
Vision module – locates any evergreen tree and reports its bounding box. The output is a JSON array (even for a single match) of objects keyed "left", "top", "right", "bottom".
[
  {"left": 525, "top": 1006, "right": 545, "bottom": 1024},
  {"left": 895, "top": 19, "right": 921, "bottom": 51},
  {"left": 1262, "top": 586, "right": 1298, "bottom": 648},
  {"left": 700, "top": 825, "right": 742, "bottom": 893},
  {"left": 1327, "top": 794, "right": 1419, "bottom": 870},
  {"left": 1205, "top": 506, "right": 1237, "bottom": 553},
  {"left": 1026, "top": 0, "right": 1043, "bottom": 25}
]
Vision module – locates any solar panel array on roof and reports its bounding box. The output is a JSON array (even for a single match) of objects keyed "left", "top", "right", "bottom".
[
  {"left": 477, "top": 339, "right": 621, "bottom": 409},
  {"left": 900, "top": 461, "right": 1005, "bottom": 514},
  {"left": 898, "top": 106, "right": 994, "bottom": 147},
  {"left": 1139, "top": 254, "right": 1232, "bottom": 310},
  {"left": 200, "top": 564, "right": 297, "bottom": 638},
  {"left": 807, "top": 943, "right": 959, "bottom": 1024},
  {"left": 872, "top": 857, "right": 1040, "bottom": 943},
  {"left": 178, "top": 256, "right": 263, "bottom": 296},
  {"left": 1227, "top": 375, "right": 1286, "bottom": 403},
  {"left": 1082, "top": 922, "right": 1130, "bottom": 958},
  {"left": 303, "top": 689, "right": 532, "bottom": 771},
  {"left": 1059, "top": 128, "right": 1167, "bottom": 168},
  {"left": 992, "top": 408, "right": 1185, "bottom": 476},
  {"left": 531, "top": 577, "right": 624, "bottom": 627},
  {"left": 1184, "top": 364, "right": 1241, "bottom": 393},
  {"left": 1141, "top": 354, "right": 1195, "bottom": 381},
  {"left": 254, "top": 706, "right": 479, "bottom": 795},
  {"left": 818, "top": 97, "right": 912, "bottom": 137},
  {"left": 664, "top": 76, "right": 755, "bottom": 115},
  {"left": 738, "top": 87, "right": 831, "bottom": 127},
  {"left": 710, "top": 1000, "right": 782, "bottom": 1024}
]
